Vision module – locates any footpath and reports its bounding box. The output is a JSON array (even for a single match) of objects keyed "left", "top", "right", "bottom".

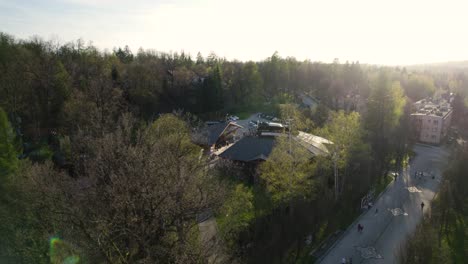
[{"left": 316, "top": 145, "right": 450, "bottom": 264}]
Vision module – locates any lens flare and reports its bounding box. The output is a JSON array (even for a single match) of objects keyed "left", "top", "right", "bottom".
[{"left": 49, "top": 236, "right": 80, "bottom": 264}]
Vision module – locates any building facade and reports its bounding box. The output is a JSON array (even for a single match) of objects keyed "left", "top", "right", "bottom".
[{"left": 411, "top": 100, "right": 452, "bottom": 144}]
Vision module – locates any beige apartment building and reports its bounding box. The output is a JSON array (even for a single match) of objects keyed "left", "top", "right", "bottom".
[{"left": 411, "top": 100, "right": 452, "bottom": 144}]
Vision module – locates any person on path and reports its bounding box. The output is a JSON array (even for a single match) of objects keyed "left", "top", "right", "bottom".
[
  {"left": 421, "top": 202, "right": 425, "bottom": 211},
  {"left": 357, "top": 224, "right": 364, "bottom": 233},
  {"left": 348, "top": 257, "right": 353, "bottom": 264},
  {"left": 341, "top": 257, "right": 346, "bottom": 264}
]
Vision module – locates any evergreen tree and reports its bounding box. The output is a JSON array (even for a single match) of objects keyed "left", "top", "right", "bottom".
[
  {"left": 196, "top": 52, "right": 204, "bottom": 65},
  {"left": 212, "top": 64, "right": 224, "bottom": 110},
  {"left": 114, "top": 45, "right": 134, "bottom": 63},
  {"left": 365, "top": 72, "right": 406, "bottom": 179},
  {"left": 200, "top": 64, "right": 224, "bottom": 112},
  {"left": 0, "top": 107, "right": 18, "bottom": 177}
]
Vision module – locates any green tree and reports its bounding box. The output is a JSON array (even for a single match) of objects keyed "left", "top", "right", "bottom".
[
  {"left": 0, "top": 107, "right": 18, "bottom": 177},
  {"left": 315, "top": 111, "right": 368, "bottom": 199},
  {"left": 212, "top": 64, "right": 223, "bottom": 110},
  {"left": 18, "top": 114, "right": 225, "bottom": 263},
  {"left": 403, "top": 74, "right": 436, "bottom": 101},
  {"left": 0, "top": 108, "right": 50, "bottom": 263},
  {"left": 242, "top": 62, "right": 264, "bottom": 107},
  {"left": 114, "top": 45, "right": 133, "bottom": 63},
  {"left": 196, "top": 52, "right": 204, "bottom": 65},
  {"left": 218, "top": 184, "right": 254, "bottom": 250},
  {"left": 259, "top": 137, "right": 316, "bottom": 205},
  {"left": 310, "top": 103, "right": 329, "bottom": 127},
  {"left": 365, "top": 72, "right": 406, "bottom": 179},
  {"left": 278, "top": 103, "right": 314, "bottom": 133},
  {"left": 201, "top": 64, "right": 224, "bottom": 112}
]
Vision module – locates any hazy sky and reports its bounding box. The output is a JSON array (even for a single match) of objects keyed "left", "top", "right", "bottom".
[{"left": 1, "top": 0, "right": 467, "bottom": 65}]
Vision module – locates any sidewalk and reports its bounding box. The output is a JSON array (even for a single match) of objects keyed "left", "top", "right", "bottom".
[{"left": 316, "top": 145, "right": 450, "bottom": 264}]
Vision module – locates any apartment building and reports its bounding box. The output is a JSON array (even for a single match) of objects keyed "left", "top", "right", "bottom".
[{"left": 411, "top": 99, "right": 452, "bottom": 144}]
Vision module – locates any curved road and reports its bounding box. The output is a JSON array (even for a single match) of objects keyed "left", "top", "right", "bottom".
[{"left": 317, "top": 144, "right": 450, "bottom": 264}]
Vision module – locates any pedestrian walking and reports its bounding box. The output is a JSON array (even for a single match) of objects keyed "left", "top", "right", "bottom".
[
  {"left": 375, "top": 208, "right": 379, "bottom": 214},
  {"left": 348, "top": 257, "right": 353, "bottom": 264},
  {"left": 421, "top": 202, "right": 425, "bottom": 211},
  {"left": 341, "top": 257, "right": 346, "bottom": 264},
  {"left": 357, "top": 224, "right": 364, "bottom": 233}
]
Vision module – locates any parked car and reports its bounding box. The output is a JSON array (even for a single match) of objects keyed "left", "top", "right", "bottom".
[
  {"left": 227, "top": 115, "right": 239, "bottom": 121},
  {"left": 249, "top": 120, "right": 258, "bottom": 127},
  {"left": 272, "top": 117, "right": 280, "bottom": 122}
]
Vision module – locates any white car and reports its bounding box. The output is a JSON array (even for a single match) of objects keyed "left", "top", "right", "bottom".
[{"left": 249, "top": 121, "right": 258, "bottom": 127}]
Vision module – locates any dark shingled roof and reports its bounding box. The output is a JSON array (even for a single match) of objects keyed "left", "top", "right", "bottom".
[
  {"left": 218, "top": 136, "right": 276, "bottom": 162},
  {"left": 207, "top": 122, "right": 229, "bottom": 146},
  {"left": 219, "top": 133, "right": 324, "bottom": 162},
  {"left": 205, "top": 122, "right": 242, "bottom": 146}
]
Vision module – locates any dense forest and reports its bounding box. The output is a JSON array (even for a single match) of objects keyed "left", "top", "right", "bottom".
[{"left": 1, "top": 32, "right": 468, "bottom": 263}]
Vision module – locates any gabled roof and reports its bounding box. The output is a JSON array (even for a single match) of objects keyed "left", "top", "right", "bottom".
[
  {"left": 218, "top": 136, "right": 276, "bottom": 162},
  {"left": 218, "top": 132, "right": 332, "bottom": 162},
  {"left": 206, "top": 122, "right": 242, "bottom": 146},
  {"left": 299, "top": 92, "right": 320, "bottom": 108},
  {"left": 294, "top": 131, "right": 333, "bottom": 156}
]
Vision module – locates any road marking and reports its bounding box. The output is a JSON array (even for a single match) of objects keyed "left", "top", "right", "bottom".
[
  {"left": 355, "top": 246, "right": 383, "bottom": 259},
  {"left": 388, "top": 208, "right": 408, "bottom": 216},
  {"left": 406, "top": 186, "right": 422, "bottom": 193}
]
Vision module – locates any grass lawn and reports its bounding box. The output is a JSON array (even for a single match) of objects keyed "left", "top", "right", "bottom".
[
  {"left": 229, "top": 102, "right": 279, "bottom": 120},
  {"left": 232, "top": 111, "right": 252, "bottom": 120}
]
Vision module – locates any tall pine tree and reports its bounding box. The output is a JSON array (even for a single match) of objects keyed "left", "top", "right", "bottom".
[{"left": 0, "top": 107, "right": 18, "bottom": 177}]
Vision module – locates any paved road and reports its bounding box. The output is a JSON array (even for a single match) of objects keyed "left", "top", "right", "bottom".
[{"left": 317, "top": 144, "right": 450, "bottom": 264}]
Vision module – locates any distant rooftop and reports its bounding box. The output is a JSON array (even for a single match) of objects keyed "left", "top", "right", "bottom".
[{"left": 412, "top": 98, "right": 452, "bottom": 118}]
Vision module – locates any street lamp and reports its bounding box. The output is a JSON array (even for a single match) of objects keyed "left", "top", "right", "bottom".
[{"left": 332, "top": 151, "right": 338, "bottom": 200}]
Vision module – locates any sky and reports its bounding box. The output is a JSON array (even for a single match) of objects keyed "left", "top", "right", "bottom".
[{"left": 1, "top": 0, "right": 468, "bottom": 65}]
